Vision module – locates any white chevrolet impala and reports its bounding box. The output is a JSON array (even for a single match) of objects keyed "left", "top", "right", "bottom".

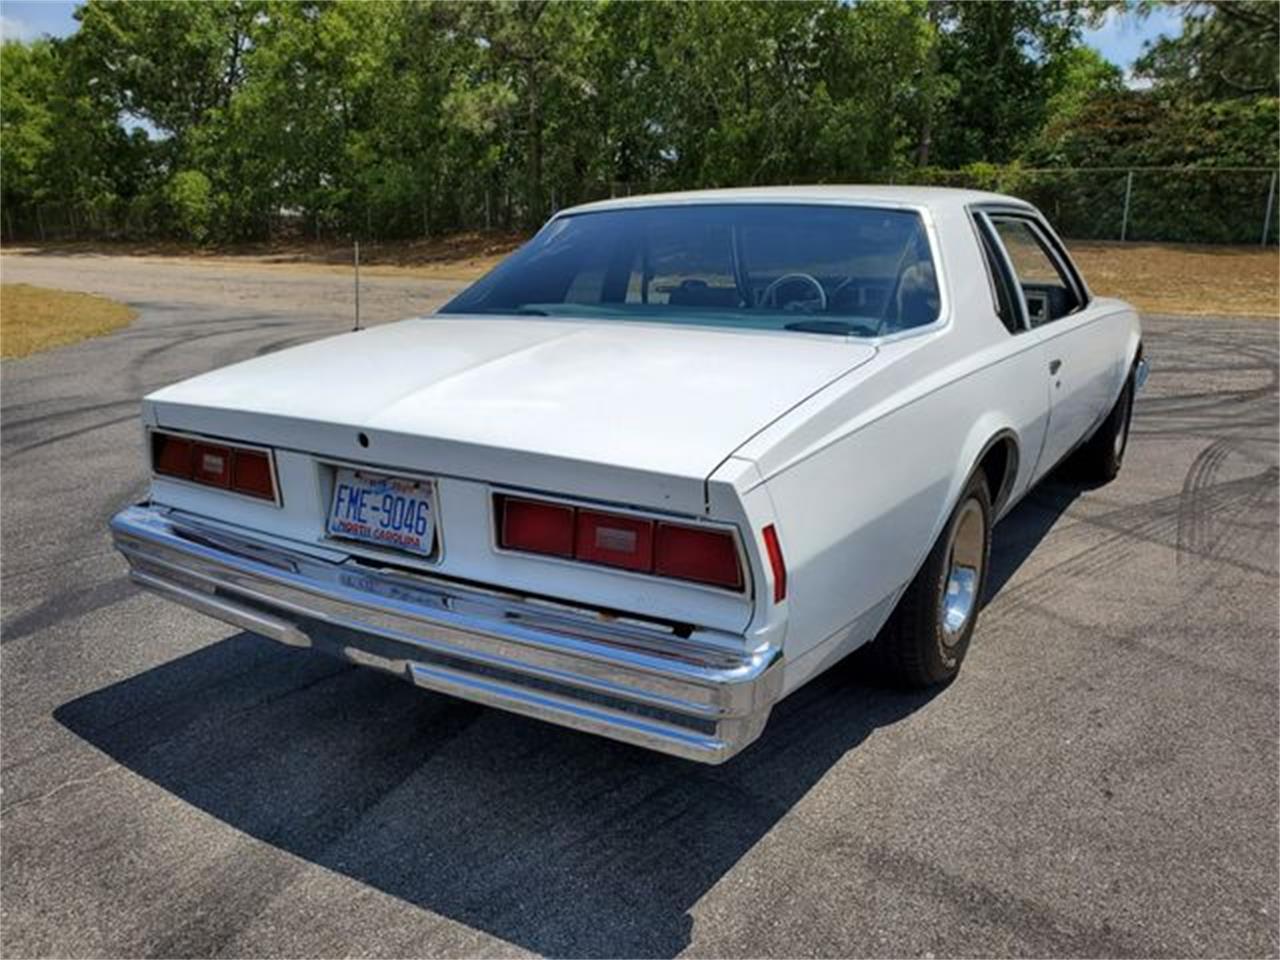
[{"left": 111, "top": 187, "right": 1147, "bottom": 762}]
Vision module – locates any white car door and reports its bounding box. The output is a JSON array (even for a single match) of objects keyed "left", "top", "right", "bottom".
[{"left": 983, "top": 213, "right": 1122, "bottom": 480}]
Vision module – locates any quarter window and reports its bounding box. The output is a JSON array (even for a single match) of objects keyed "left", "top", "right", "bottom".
[{"left": 989, "top": 217, "right": 1081, "bottom": 326}]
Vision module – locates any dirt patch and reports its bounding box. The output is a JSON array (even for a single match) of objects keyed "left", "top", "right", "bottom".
[
  {"left": 1067, "top": 241, "right": 1278, "bottom": 318},
  {"left": 1, "top": 231, "right": 526, "bottom": 282},
  {"left": 0, "top": 283, "right": 137, "bottom": 358},
  {"left": 3, "top": 235, "right": 1276, "bottom": 318}
]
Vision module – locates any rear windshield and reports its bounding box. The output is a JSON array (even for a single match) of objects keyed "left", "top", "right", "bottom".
[{"left": 439, "top": 203, "right": 940, "bottom": 337}]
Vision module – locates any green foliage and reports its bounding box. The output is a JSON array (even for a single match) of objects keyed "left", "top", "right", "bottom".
[
  {"left": 1043, "top": 45, "right": 1125, "bottom": 125},
  {"left": 927, "top": 0, "right": 1090, "bottom": 166},
  {"left": 0, "top": 0, "right": 1274, "bottom": 244},
  {"left": 1027, "top": 90, "right": 1278, "bottom": 168},
  {"left": 0, "top": 40, "right": 57, "bottom": 206},
  {"left": 1135, "top": 0, "right": 1279, "bottom": 100},
  {"left": 1019, "top": 89, "right": 1279, "bottom": 242},
  {"left": 165, "top": 170, "right": 215, "bottom": 243},
  {"left": 1, "top": 34, "right": 144, "bottom": 237},
  {"left": 72, "top": 0, "right": 263, "bottom": 145}
]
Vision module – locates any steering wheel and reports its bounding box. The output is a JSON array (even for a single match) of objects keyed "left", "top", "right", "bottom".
[{"left": 762, "top": 272, "right": 828, "bottom": 312}]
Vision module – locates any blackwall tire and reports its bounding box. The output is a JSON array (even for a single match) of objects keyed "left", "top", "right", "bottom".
[
  {"left": 870, "top": 471, "right": 993, "bottom": 688},
  {"left": 1072, "top": 372, "right": 1135, "bottom": 484}
]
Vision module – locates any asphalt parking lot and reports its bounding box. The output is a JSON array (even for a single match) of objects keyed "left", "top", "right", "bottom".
[{"left": 1, "top": 253, "right": 1277, "bottom": 958}]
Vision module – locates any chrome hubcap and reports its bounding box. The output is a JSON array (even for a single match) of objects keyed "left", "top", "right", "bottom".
[{"left": 940, "top": 499, "right": 985, "bottom": 644}]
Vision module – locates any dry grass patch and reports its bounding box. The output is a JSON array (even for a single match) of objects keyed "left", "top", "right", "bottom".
[
  {"left": 1, "top": 283, "right": 135, "bottom": 358},
  {"left": 1069, "top": 241, "right": 1279, "bottom": 318},
  {"left": 2, "top": 231, "right": 525, "bottom": 283}
]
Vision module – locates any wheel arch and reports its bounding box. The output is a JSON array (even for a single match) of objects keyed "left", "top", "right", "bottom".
[
  {"left": 973, "top": 428, "right": 1020, "bottom": 518},
  {"left": 942, "top": 414, "right": 1024, "bottom": 529},
  {"left": 894, "top": 420, "right": 1023, "bottom": 614}
]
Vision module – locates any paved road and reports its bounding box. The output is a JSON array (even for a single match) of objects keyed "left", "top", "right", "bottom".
[{"left": 2, "top": 255, "right": 1277, "bottom": 958}]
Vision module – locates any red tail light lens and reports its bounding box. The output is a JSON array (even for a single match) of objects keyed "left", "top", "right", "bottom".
[
  {"left": 499, "top": 496, "right": 575, "bottom": 557},
  {"left": 762, "top": 524, "right": 786, "bottom": 602},
  {"left": 150, "top": 430, "right": 277, "bottom": 503},
  {"left": 575, "top": 509, "right": 654, "bottom": 572},
  {"left": 152, "top": 433, "right": 192, "bottom": 478},
  {"left": 231, "top": 449, "right": 275, "bottom": 500},
  {"left": 495, "top": 494, "right": 746, "bottom": 592},
  {"left": 654, "top": 522, "right": 743, "bottom": 590}
]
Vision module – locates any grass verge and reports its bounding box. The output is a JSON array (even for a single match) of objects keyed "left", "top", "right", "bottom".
[{"left": 1, "top": 283, "right": 136, "bottom": 359}]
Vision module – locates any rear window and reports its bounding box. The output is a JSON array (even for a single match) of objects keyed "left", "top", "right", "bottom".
[{"left": 440, "top": 204, "right": 940, "bottom": 337}]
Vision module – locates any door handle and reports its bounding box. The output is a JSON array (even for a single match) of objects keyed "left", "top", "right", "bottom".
[{"left": 1049, "top": 359, "right": 1062, "bottom": 375}]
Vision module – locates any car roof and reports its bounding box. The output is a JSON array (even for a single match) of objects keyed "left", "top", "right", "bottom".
[{"left": 560, "top": 184, "right": 1033, "bottom": 217}]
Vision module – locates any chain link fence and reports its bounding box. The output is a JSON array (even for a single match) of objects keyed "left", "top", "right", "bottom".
[
  {"left": 5, "top": 166, "right": 1278, "bottom": 246},
  {"left": 578, "top": 167, "right": 1279, "bottom": 246},
  {"left": 883, "top": 166, "right": 1278, "bottom": 246}
]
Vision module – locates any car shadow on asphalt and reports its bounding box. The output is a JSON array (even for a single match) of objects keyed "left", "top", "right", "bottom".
[
  {"left": 984, "top": 475, "right": 1087, "bottom": 603},
  {"left": 52, "top": 476, "right": 1082, "bottom": 956},
  {"left": 56, "top": 630, "right": 937, "bottom": 958}
]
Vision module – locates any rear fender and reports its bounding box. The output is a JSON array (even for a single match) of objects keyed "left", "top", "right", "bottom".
[{"left": 917, "top": 416, "right": 1021, "bottom": 575}]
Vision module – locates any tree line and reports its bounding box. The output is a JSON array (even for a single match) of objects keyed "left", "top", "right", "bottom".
[{"left": 1, "top": 0, "right": 1275, "bottom": 244}]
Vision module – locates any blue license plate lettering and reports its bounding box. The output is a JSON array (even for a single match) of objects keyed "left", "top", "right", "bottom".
[{"left": 327, "top": 469, "right": 434, "bottom": 557}]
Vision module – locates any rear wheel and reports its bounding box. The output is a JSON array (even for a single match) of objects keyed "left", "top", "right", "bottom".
[
  {"left": 1071, "top": 371, "right": 1134, "bottom": 483},
  {"left": 870, "top": 472, "right": 992, "bottom": 687}
]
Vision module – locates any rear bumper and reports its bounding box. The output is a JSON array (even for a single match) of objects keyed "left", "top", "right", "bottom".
[{"left": 110, "top": 504, "right": 783, "bottom": 763}]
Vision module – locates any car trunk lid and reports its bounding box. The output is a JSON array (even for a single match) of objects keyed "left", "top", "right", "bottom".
[{"left": 145, "top": 315, "right": 876, "bottom": 514}]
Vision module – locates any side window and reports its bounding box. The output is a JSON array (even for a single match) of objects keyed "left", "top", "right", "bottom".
[{"left": 990, "top": 217, "right": 1081, "bottom": 327}]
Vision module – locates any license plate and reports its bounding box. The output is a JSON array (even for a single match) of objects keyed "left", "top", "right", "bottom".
[{"left": 327, "top": 468, "right": 436, "bottom": 557}]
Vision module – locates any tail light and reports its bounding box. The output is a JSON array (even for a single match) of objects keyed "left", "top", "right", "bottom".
[
  {"left": 152, "top": 433, "right": 192, "bottom": 477},
  {"left": 151, "top": 430, "right": 278, "bottom": 502},
  {"left": 654, "top": 522, "right": 743, "bottom": 589},
  {"left": 191, "top": 441, "right": 231, "bottom": 487},
  {"left": 499, "top": 496, "right": 574, "bottom": 557},
  {"left": 231, "top": 449, "right": 275, "bottom": 499},
  {"left": 495, "top": 494, "right": 744, "bottom": 591},
  {"left": 576, "top": 509, "right": 654, "bottom": 572}
]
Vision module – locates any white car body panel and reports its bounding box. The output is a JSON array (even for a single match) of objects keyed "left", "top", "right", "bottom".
[
  {"left": 1030, "top": 298, "right": 1135, "bottom": 478},
  {"left": 146, "top": 316, "right": 875, "bottom": 517},
  {"left": 113, "top": 185, "right": 1143, "bottom": 762}
]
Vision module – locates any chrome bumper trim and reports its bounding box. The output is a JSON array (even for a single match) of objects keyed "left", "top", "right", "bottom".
[{"left": 110, "top": 504, "right": 782, "bottom": 762}]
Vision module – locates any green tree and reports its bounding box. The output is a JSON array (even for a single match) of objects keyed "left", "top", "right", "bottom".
[
  {"left": 2, "top": 0, "right": 1270, "bottom": 246},
  {"left": 927, "top": 0, "right": 1089, "bottom": 167},
  {"left": 0, "top": 39, "right": 59, "bottom": 227},
  {"left": 165, "top": 169, "right": 214, "bottom": 242},
  {"left": 1027, "top": 89, "right": 1278, "bottom": 167},
  {"left": 72, "top": 0, "right": 263, "bottom": 154},
  {"left": 439, "top": 1, "right": 596, "bottom": 225},
  {"left": 1042, "top": 45, "right": 1125, "bottom": 126},
  {"left": 1, "top": 35, "right": 145, "bottom": 238},
  {"left": 1135, "top": 0, "right": 1279, "bottom": 99}
]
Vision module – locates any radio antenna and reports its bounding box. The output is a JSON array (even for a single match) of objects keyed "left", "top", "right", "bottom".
[{"left": 353, "top": 239, "right": 362, "bottom": 332}]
